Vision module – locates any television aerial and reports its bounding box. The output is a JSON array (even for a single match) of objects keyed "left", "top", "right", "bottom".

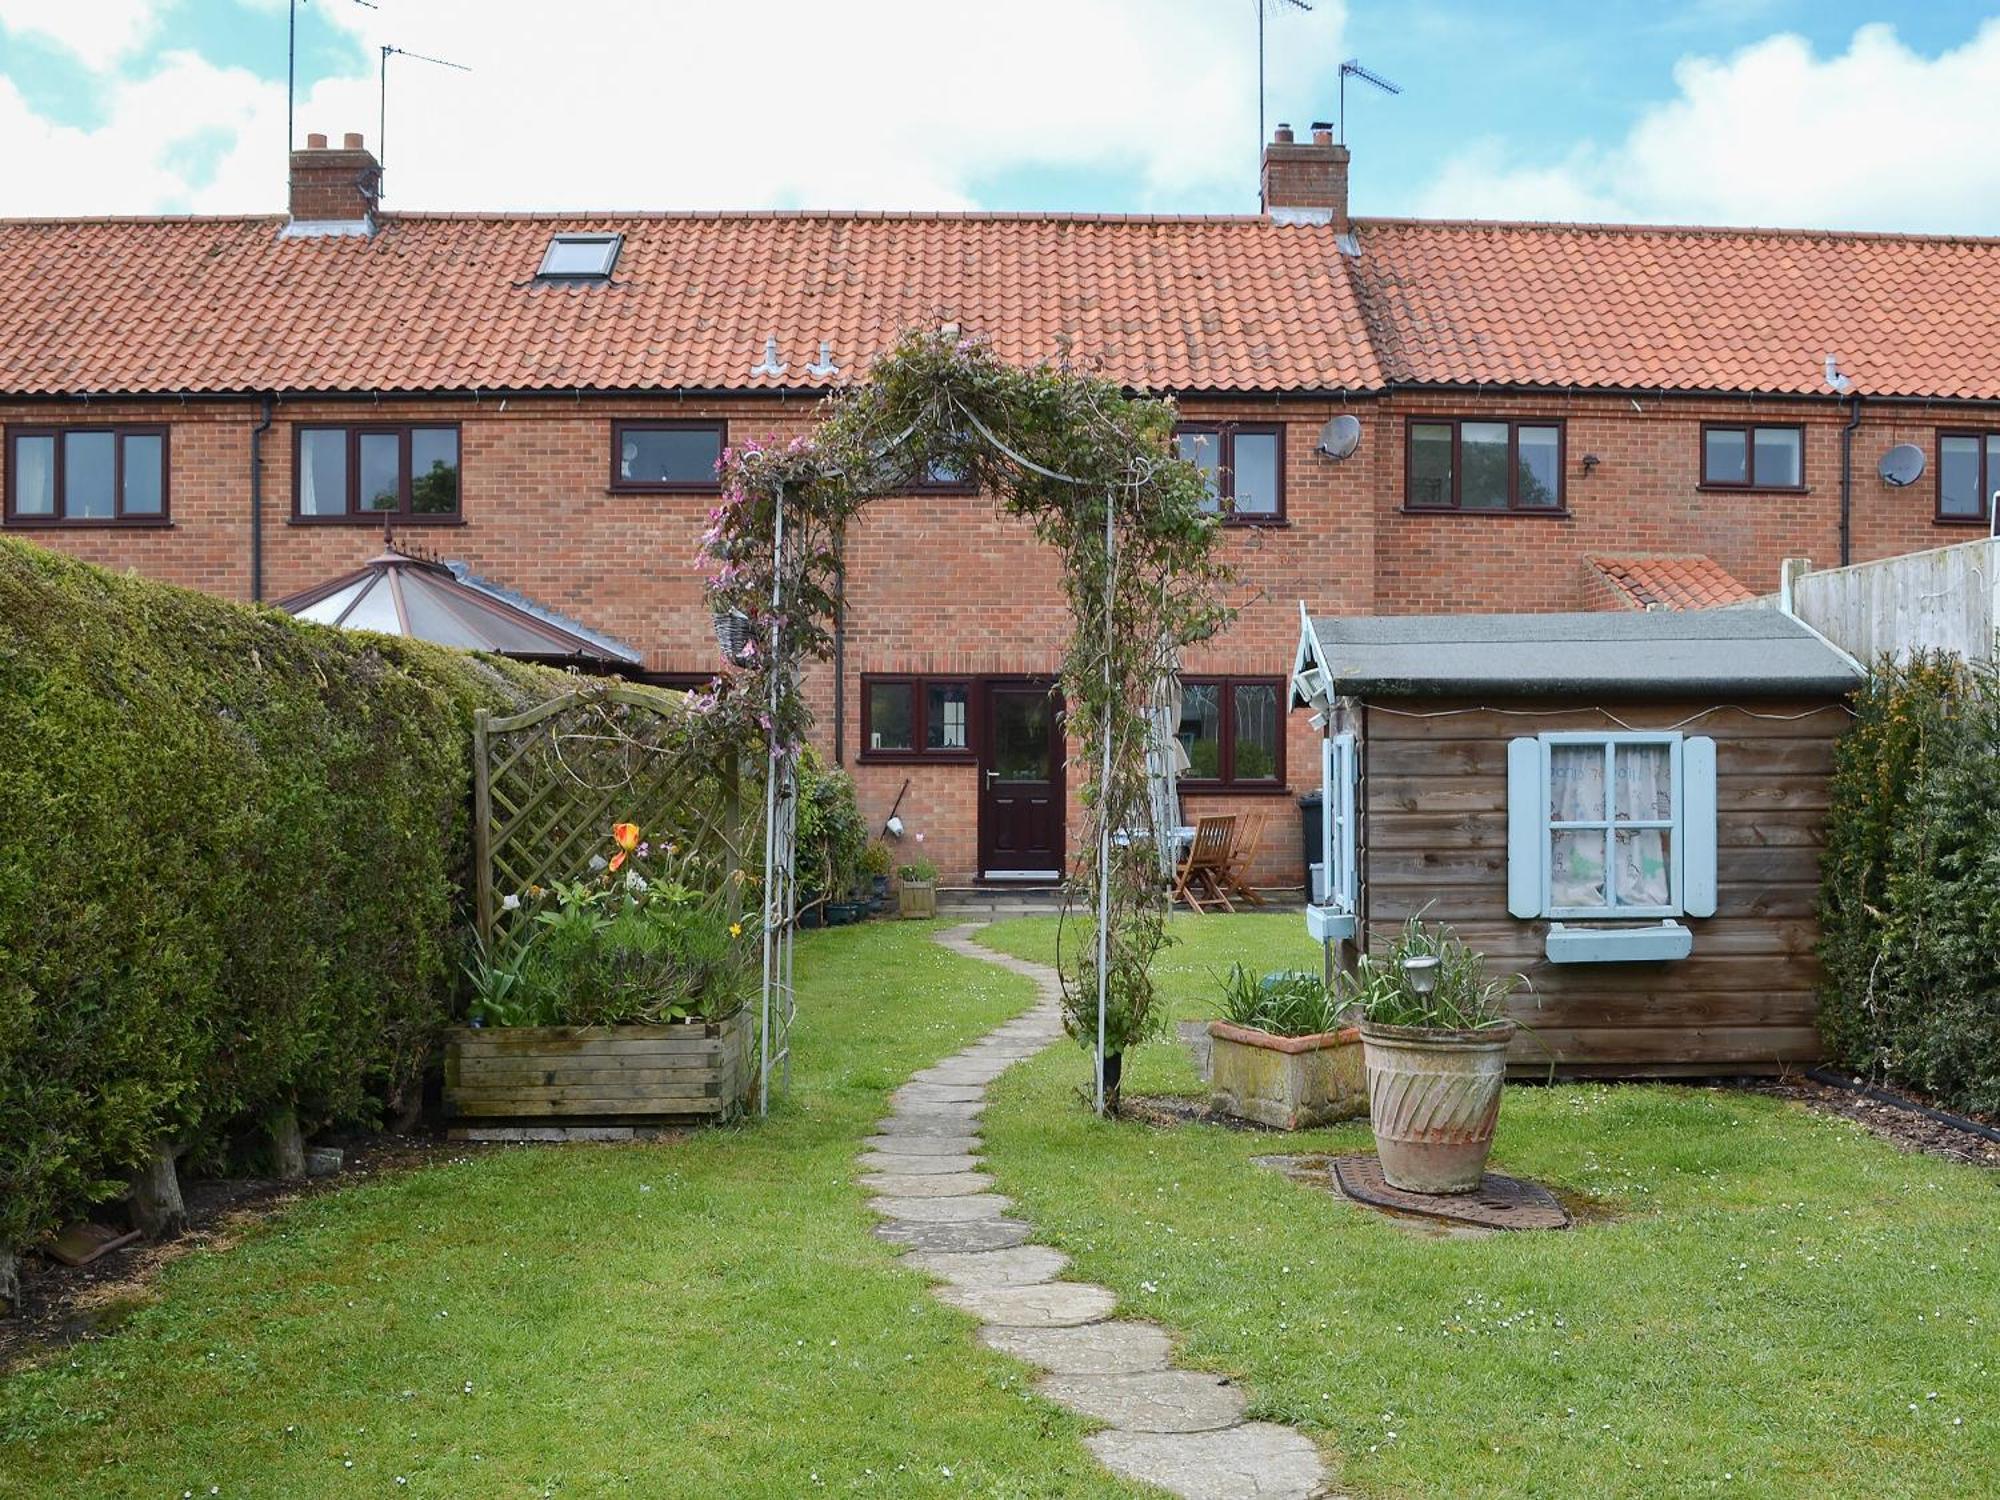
[
  {"left": 1256, "top": 1, "right": 1314, "bottom": 171},
  {"left": 1338, "top": 58, "right": 1402, "bottom": 144}
]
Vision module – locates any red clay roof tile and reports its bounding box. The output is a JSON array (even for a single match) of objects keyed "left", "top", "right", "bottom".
[{"left": 1588, "top": 554, "right": 1758, "bottom": 611}]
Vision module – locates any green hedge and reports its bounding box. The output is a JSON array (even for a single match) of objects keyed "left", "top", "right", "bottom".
[
  {"left": 0, "top": 539, "right": 565, "bottom": 1254},
  {"left": 1818, "top": 652, "right": 2000, "bottom": 1117}
]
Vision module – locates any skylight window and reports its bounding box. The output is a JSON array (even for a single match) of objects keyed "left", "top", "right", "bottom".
[{"left": 537, "top": 233, "right": 622, "bottom": 281}]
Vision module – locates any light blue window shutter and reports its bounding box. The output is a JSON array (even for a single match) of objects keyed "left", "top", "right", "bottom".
[
  {"left": 1334, "top": 732, "right": 1358, "bottom": 912},
  {"left": 1682, "top": 736, "right": 1718, "bottom": 918},
  {"left": 1506, "top": 736, "right": 1543, "bottom": 918}
]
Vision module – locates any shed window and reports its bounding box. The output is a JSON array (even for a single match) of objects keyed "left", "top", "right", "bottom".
[
  {"left": 538, "top": 233, "right": 622, "bottom": 280},
  {"left": 612, "top": 421, "right": 725, "bottom": 492},
  {"left": 295, "top": 425, "right": 459, "bottom": 521},
  {"left": 1937, "top": 431, "right": 2000, "bottom": 524},
  {"left": 1405, "top": 419, "right": 1563, "bottom": 512},
  {"left": 5, "top": 425, "right": 170, "bottom": 526},
  {"left": 1322, "top": 731, "right": 1357, "bottom": 913},
  {"left": 1178, "top": 676, "right": 1284, "bottom": 788},
  {"left": 1702, "top": 424, "right": 1803, "bottom": 489},
  {"left": 1174, "top": 424, "right": 1284, "bottom": 521},
  {"left": 1506, "top": 732, "right": 1718, "bottom": 924},
  {"left": 862, "top": 675, "right": 972, "bottom": 760}
]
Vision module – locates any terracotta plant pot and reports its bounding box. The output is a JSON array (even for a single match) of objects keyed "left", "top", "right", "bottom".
[{"left": 1358, "top": 1019, "right": 1517, "bottom": 1194}]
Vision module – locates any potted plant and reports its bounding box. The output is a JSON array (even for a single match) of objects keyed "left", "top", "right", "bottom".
[
  {"left": 1343, "top": 918, "right": 1528, "bottom": 1194},
  {"left": 897, "top": 857, "right": 938, "bottom": 918},
  {"left": 1207, "top": 966, "right": 1366, "bottom": 1129},
  {"left": 861, "top": 842, "right": 893, "bottom": 913},
  {"left": 450, "top": 822, "right": 755, "bottom": 1127},
  {"left": 793, "top": 748, "right": 868, "bottom": 928}
]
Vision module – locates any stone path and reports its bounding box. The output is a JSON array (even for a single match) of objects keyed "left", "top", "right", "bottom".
[{"left": 862, "top": 924, "right": 1333, "bottom": 1500}]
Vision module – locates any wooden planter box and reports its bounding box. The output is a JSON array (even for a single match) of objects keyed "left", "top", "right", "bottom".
[
  {"left": 898, "top": 880, "right": 938, "bottom": 919},
  {"left": 444, "top": 1010, "right": 752, "bottom": 1129},
  {"left": 1208, "top": 1020, "right": 1367, "bottom": 1130}
]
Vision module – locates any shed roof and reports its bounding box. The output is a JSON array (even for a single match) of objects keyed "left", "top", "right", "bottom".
[{"left": 1294, "top": 608, "right": 1860, "bottom": 702}]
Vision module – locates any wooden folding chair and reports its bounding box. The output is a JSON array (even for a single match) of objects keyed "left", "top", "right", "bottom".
[
  {"left": 1221, "top": 809, "right": 1269, "bottom": 906},
  {"left": 1171, "top": 814, "right": 1238, "bottom": 914}
]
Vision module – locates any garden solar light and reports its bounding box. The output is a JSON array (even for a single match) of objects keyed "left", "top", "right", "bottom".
[{"left": 1401, "top": 954, "right": 1439, "bottom": 997}]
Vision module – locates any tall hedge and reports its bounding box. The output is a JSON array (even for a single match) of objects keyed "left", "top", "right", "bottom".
[
  {"left": 0, "top": 539, "right": 565, "bottom": 1256},
  {"left": 1818, "top": 651, "right": 2000, "bottom": 1116}
]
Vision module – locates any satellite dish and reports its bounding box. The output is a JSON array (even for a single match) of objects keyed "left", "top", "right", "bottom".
[
  {"left": 1878, "top": 443, "right": 1926, "bottom": 488},
  {"left": 1317, "top": 413, "right": 1362, "bottom": 460}
]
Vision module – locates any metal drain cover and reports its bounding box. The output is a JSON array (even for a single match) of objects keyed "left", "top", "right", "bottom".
[{"left": 1330, "top": 1153, "right": 1571, "bottom": 1231}]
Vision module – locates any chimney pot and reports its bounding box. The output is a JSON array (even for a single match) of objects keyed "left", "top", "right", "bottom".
[
  {"left": 306, "top": 132, "right": 328, "bottom": 150},
  {"left": 1273, "top": 122, "right": 1294, "bottom": 144},
  {"left": 1312, "top": 125, "right": 1334, "bottom": 146},
  {"left": 343, "top": 132, "right": 364, "bottom": 150}
]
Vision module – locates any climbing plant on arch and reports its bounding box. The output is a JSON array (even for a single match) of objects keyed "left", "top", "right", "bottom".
[{"left": 698, "top": 331, "right": 1233, "bottom": 1105}]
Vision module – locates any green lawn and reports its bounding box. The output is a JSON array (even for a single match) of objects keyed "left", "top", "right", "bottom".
[
  {"left": 0, "top": 922, "right": 1134, "bottom": 1500},
  {"left": 976, "top": 913, "right": 2000, "bottom": 1499}
]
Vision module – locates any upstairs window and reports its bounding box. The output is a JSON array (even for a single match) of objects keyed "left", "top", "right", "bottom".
[
  {"left": 1937, "top": 431, "right": 2000, "bottom": 524},
  {"left": 295, "top": 425, "right": 460, "bottom": 521},
  {"left": 861, "top": 676, "right": 973, "bottom": 760},
  {"left": 537, "top": 233, "right": 622, "bottom": 281},
  {"left": 612, "top": 420, "right": 724, "bottom": 493},
  {"left": 1178, "top": 676, "right": 1284, "bottom": 788},
  {"left": 1702, "top": 423, "right": 1803, "bottom": 490},
  {"left": 6, "top": 425, "right": 169, "bottom": 526},
  {"left": 1406, "top": 418, "right": 1563, "bottom": 512},
  {"left": 1174, "top": 423, "right": 1284, "bottom": 521}
]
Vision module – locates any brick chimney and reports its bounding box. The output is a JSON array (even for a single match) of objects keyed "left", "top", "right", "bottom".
[
  {"left": 1261, "top": 121, "right": 1349, "bottom": 230},
  {"left": 287, "top": 131, "right": 380, "bottom": 232}
]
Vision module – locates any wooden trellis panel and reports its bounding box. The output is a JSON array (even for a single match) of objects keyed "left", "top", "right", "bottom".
[{"left": 472, "top": 683, "right": 745, "bottom": 951}]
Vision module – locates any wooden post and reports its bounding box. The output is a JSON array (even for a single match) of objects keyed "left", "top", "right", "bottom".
[{"left": 472, "top": 708, "right": 495, "bottom": 947}]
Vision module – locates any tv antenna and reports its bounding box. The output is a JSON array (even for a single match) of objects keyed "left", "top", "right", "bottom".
[
  {"left": 379, "top": 43, "right": 473, "bottom": 201},
  {"left": 1256, "top": 0, "right": 1313, "bottom": 168},
  {"left": 287, "top": 0, "right": 378, "bottom": 155},
  {"left": 1338, "top": 58, "right": 1402, "bottom": 144}
]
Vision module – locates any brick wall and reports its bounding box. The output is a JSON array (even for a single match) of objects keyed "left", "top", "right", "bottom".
[{"left": 4, "top": 386, "right": 1983, "bottom": 885}]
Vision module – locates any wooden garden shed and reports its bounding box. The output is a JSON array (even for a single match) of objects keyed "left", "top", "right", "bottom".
[{"left": 1290, "top": 608, "right": 1862, "bottom": 1076}]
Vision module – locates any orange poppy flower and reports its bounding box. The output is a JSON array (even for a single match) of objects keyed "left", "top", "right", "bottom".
[
  {"left": 609, "top": 850, "right": 628, "bottom": 872},
  {"left": 613, "top": 822, "right": 641, "bottom": 852}
]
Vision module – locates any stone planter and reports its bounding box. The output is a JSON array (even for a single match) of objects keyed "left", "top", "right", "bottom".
[
  {"left": 444, "top": 1010, "right": 752, "bottom": 1128},
  {"left": 898, "top": 880, "right": 938, "bottom": 919},
  {"left": 1358, "top": 1019, "right": 1516, "bottom": 1193},
  {"left": 1208, "top": 1021, "right": 1367, "bottom": 1130}
]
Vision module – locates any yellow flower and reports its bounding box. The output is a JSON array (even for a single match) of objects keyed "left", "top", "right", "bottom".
[{"left": 729, "top": 921, "right": 744, "bottom": 938}]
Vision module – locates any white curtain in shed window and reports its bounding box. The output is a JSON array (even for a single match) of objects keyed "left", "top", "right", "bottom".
[{"left": 1613, "top": 744, "right": 1672, "bottom": 907}]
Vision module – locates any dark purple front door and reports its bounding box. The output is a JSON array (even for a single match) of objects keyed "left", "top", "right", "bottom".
[{"left": 978, "top": 679, "right": 1064, "bottom": 879}]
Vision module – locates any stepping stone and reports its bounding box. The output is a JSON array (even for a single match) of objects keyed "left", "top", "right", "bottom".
[
  {"left": 873, "top": 1114, "right": 984, "bottom": 1138},
  {"left": 888, "top": 1099, "right": 986, "bottom": 1120},
  {"left": 1083, "top": 1424, "right": 1327, "bottom": 1500},
  {"left": 911, "top": 1063, "right": 1012, "bottom": 1086},
  {"left": 938, "top": 1281, "right": 1116, "bottom": 1327},
  {"left": 903, "top": 1244, "right": 1071, "bottom": 1290},
  {"left": 858, "top": 1171, "right": 994, "bottom": 1197},
  {"left": 875, "top": 1217, "right": 1034, "bottom": 1253},
  {"left": 1039, "top": 1370, "right": 1246, "bottom": 1433},
  {"left": 868, "top": 1194, "right": 1011, "bottom": 1223},
  {"left": 980, "top": 1320, "right": 1174, "bottom": 1375},
  {"left": 892, "top": 1083, "right": 987, "bottom": 1105},
  {"left": 857, "top": 1152, "right": 980, "bottom": 1177},
  {"left": 862, "top": 1135, "right": 981, "bottom": 1156}
]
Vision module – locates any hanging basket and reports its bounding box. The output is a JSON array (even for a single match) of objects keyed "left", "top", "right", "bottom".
[{"left": 714, "top": 608, "right": 757, "bottom": 667}]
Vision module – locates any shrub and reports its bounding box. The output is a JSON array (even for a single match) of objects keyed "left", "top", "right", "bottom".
[
  {"left": 794, "top": 747, "right": 869, "bottom": 898},
  {"left": 1217, "top": 964, "right": 1344, "bottom": 1038},
  {"left": 1819, "top": 654, "right": 2000, "bottom": 1116},
  {"left": 0, "top": 539, "right": 567, "bottom": 1258}
]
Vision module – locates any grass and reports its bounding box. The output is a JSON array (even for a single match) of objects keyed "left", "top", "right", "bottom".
[
  {"left": 977, "top": 913, "right": 2000, "bottom": 1499},
  {"left": 0, "top": 922, "right": 1136, "bottom": 1499}
]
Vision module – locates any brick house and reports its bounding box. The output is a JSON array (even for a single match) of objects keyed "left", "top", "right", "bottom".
[{"left": 5, "top": 125, "right": 1999, "bottom": 886}]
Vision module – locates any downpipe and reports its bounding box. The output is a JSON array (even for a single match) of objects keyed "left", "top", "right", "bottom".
[{"left": 250, "top": 394, "right": 275, "bottom": 602}]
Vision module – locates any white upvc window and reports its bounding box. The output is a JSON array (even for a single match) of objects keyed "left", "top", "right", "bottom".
[{"left": 1508, "top": 732, "right": 1717, "bottom": 923}]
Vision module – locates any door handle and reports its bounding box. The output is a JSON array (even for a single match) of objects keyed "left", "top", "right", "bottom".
[{"left": 984, "top": 770, "right": 1000, "bottom": 787}]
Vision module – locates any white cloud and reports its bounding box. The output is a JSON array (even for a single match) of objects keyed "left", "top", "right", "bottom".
[
  {"left": 0, "top": 0, "right": 164, "bottom": 70},
  {"left": 0, "top": 0, "right": 1349, "bottom": 215},
  {"left": 1413, "top": 21, "right": 2000, "bottom": 232}
]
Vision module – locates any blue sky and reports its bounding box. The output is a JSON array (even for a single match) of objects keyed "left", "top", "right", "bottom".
[{"left": 4, "top": 1, "right": 2000, "bottom": 229}]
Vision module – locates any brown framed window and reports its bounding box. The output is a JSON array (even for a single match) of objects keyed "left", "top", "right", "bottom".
[
  {"left": 611, "top": 420, "right": 725, "bottom": 493},
  {"left": 1937, "top": 431, "right": 2000, "bottom": 525},
  {"left": 1405, "top": 418, "right": 1564, "bottom": 513},
  {"left": 294, "top": 424, "right": 460, "bottom": 522},
  {"left": 1177, "top": 676, "right": 1285, "bottom": 788},
  {"left": 1701, "top": 423, "right": 1804, "bottom": 490},
  {"left": 1173, "top": 423, "right": 1285, "bottom": 521},
  {"left": 6, "top": 424, "right": 169, "bottom": 527},
  {"left": 861, "top": 675, "right": 974, "bottom": 761},
  {"left": 910, "top": 456, "right": 976, "bottom": 493}
]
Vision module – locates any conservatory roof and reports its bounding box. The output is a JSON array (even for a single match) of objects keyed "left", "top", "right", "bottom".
[
  {"left": 1292, "top": 608, "right": 1861, "bottom": 702},
  {"left": 278, "top": 545, "right": 641, "bottom": 665}
]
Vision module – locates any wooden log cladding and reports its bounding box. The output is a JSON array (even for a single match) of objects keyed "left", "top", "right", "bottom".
[
  {"left": 444, "top": 1011, "right": 751, "bottom": 1121},
  {"left": 1355, "top": 693, "right": 1847, "bottom": 1075}
]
